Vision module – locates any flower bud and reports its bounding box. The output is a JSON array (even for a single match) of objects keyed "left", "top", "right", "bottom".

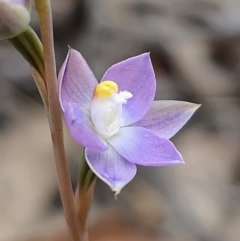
[{"left": 0, "top": 0, "right": 31, "bottom": 40}]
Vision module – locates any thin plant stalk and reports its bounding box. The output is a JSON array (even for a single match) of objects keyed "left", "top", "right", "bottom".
[
  {"left": 34, "top": 1, "right": 81, "bottom": 240},
  {"left": 75, "top": 155, "right": 96, "bottom": 241},
  {"left": 9, "top": 26, "right": 45, "bottom": 79},
  {"left": 75, "top": 182, "right": 95, "bottom": 241},
  {"left": 30, "top": 66, "right": 48, "bottom": 109}
]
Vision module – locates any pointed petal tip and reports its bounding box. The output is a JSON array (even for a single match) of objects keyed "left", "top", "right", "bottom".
[
  {"left": 113, "top": 190, "right": 120, "bottom": 199},
  {"left": 192, "top": 103, "right": 202, "bottom": 110},
  {"left": 111, "top": 184, "right": 124, "bottom": 198},
  {"left": 85, "top": 146, "right": 137, "bottom": 197},
  {"left": 66, "top": 46, "right": 85, "bottom": 61},
  {"left": 187, "top": 102, "right": 201, "bottom": 114},
  {"left": 155, "top": 158, "right": 185, "bottom": 166},
  {"left": 166, "top": 153, "right": 185, "bottom": 166},
  {"left": 66, "top": 46, "right": 79, "bottom": 58},
  {"left": 65, "top": 46, "right": 72, "bottom": 58},
  {"left": 180, "top": 101, "right": 201, "bottom": 111},
  {"left": 177, "top": 159, "right": 185, "bottom": 165},
  {"left": 68, "top": 46, "right": 77, "bottom": 54},
  {"left": 109, "top": 178, "right": 133, "bottom": 198},
  {"left": 134, "top": 100, "right": 201, "bottom": 139},
  {"left": 139, "top": 52, "right": 151, "bottom": 60}
]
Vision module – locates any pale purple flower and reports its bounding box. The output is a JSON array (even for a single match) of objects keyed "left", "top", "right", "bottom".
[
  {"left": 0, "top": 0, "right": 31, "bottom": 40},
  {"left": 59, "top": 48, "right": 200, "bottom": 195}
]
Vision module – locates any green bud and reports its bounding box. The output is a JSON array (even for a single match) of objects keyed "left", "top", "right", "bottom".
[{"left": 0, "top": 0, "right": 31, "bottom": 40}]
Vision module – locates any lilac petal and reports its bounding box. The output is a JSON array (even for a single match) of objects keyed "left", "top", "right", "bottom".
[
  {"left": 58, "top": 47, "right": 98, "bottom": 112},
  {"left": 134, "top": 101, "right": 200, "bottom": 139},
  {"left": 108, "top": 126, "right": 184, "bottom": 166},
  {"left": 85, "top": 145, "right": 137, "bottom": 196},
  {"left": 64, "top": 103, "right": 108, "bottom": 151},
  {"left": 101, "top": 53, "right": 156, "bottom": 126}
]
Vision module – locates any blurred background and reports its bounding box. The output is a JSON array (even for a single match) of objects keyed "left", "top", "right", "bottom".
[{"left": 1, "top": 0, "right": 240, "bottom": 240}]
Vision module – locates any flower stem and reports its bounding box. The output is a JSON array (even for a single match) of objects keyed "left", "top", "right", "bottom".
[
  {"left": 34, "top": 1, "right": 81, "bottom": 241},
  {"left": 75, "top": 182, "right": 95, "bottom": 241},
  {"left": 76, "top": 155, "right": 96, "bottom": 241},
  {"left": 9, "top": 26, "right": 47, "bottom": 106},
  {"left": 30, "top": 66, "right": 48, "bottom": 110},
  {"left": 9, "top": 26, "right": 45, "bottom": 79}
]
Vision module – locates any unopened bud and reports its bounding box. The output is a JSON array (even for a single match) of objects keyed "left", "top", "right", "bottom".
[{"left": 0, "top": 0, "right": 31, "bottom": 40}]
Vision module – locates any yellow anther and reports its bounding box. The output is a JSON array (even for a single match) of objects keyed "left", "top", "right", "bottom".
[{"left": 93, "top": 80, "right": 118, "bottom": 99}]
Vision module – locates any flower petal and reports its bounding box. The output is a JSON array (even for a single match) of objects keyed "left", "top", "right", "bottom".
[
  {"left": 134, "top": 101, "right": 200, "bottom": 139},
  {"left": 101, "top": 53, "right": 156, "bottom": 126},
  {"left": 64, "top": 103, "right": 108, "bottom": 151},
  {"left": 58, "top": 47, "right": 98, "bottom": 112},
  {"left": 108, "top": 126, "right": 184, "bottom": 166},
  {"left": 85, "top": 145, "right": 137, "bottom": 196}
]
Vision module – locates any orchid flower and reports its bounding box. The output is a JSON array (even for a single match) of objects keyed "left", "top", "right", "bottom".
[{"left": 59, "top": 48, "right": 200, "bottom": 195}]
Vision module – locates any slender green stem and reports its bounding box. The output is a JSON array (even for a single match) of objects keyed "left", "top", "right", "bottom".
[
  {"left": 79, "top": 154, "right": 96, "bottom": 190},
  {"left": 9, "top": 36, "right": 38, "bottom": 70},
  {"left": 30, "top": 66, "right": 48, "bottom": 110},
  {"left": 76, "top": 181, "right": 95, "bottom": 241},
  {"left": 34, "top": 1, "right": 81, "bottom": 241},
  {"left": 9, "top": 27, "right": 47, "bottom": 106},
  {"left": 19, "top": 26, "right": 45, "bottom": 78},
  {"left": 76, "top": 154, "right": 96, "bottom": 241},
  {"left": 9, "top": 26, "right": 45, "bottom": 79}
]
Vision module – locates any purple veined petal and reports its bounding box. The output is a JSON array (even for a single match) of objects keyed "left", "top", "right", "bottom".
[
  {"left": 101, "top": 53, "right": 156, "bottom": 126},
  {"left": 58, "top": 47, "right": 98, "bottom": 112},
  {"left": 64, "top": 103, "right": 108, "bottom": 151},
  {"left": 134, "top": 101, "right": 201, "bottom": 139},
  {"left": 85, "top": 145, "right": 137, "bottom": 196},
  {"left": 108, "top": 126, "right": 184, "bottom": 166}
]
